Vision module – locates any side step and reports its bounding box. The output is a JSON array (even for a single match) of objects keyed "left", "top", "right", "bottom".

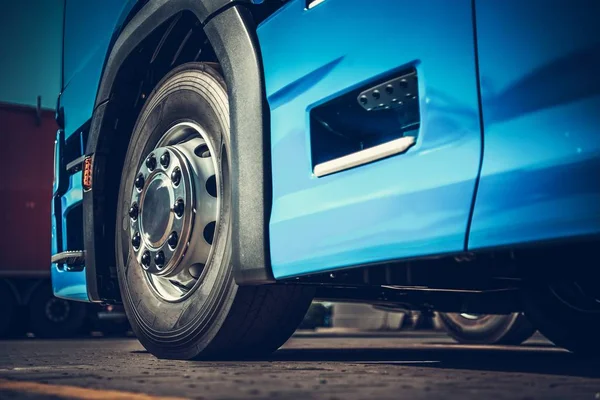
[
  {"left": 310, "top": 68, "right": 420, "bottom": 177},
  {"left": 51, "top": 250, "right": 86, "bottom": 268}
]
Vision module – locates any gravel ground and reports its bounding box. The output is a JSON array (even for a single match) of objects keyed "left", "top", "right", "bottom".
[{"left": 0, "top": 332, "right": 599, "bottom": 400}]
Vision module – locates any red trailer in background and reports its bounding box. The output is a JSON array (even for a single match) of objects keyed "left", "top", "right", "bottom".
[{"left": 0, "top": 103, "right": 128, "bottom": 338}]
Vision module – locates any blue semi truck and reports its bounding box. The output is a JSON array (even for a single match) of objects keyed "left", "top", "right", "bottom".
[{"left": 51, "top": 0, "right": 600, "bottom": 359}]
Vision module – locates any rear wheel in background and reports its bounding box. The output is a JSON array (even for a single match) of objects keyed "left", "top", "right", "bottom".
[
  {"left": 115, "top": 63, "right": 314, "bottom": 360},
  {"left": 0, "top": 280, "right": 19, "bottom": 338},
  {"left": 28, "top": 283, "right": 87, "bottom": 338},
  {"left": 438, "top": 312, "right": 536, "bottom": 345},
  {"left": 523, "top": 280, "right": 600, "bottom": 354}
]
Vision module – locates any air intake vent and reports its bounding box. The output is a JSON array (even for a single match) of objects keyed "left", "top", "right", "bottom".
[
  {"left": 310, "top": 68, "right": 420, "bottom": 177},
  {"left": 357, "top": 71, "right": 418, "bottom": 112}
]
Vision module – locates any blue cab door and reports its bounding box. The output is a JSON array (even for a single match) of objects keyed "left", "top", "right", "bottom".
[
  {"left": 469, "top": 0, "right": 600, "bottom": 250},
  {"left": 258, "top": 0, "right": 483, "bottom": 278}
]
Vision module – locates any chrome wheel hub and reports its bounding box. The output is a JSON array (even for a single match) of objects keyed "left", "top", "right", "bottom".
[
  {"left": 129, "top": 122, "right": 219, "bottom": 301},
  {"left": 141, "top": 175, "right": 173, "bottom": 247}
]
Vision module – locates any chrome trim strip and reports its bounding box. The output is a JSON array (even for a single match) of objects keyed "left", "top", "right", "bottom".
[
  {"left": 307, "top": 0, "right": 326, "bottom": 10},
  {"left": 314, "top": 136, "right": 416, "bottom": 177},
  {"left": 66, "top": 154, "right": 87, "bottom": 172}
]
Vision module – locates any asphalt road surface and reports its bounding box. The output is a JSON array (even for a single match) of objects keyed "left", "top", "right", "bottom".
[{"left": 0, "top": 331, "right": 599, "bottom": 400}]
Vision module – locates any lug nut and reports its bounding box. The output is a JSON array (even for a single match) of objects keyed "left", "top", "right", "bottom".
[
  {"left": 134, "top": 174, "right": 145, "bottom": 190},
  {"left": 160, "top": 152, "right": 170, "bottom": 168},
  {"left": 141, "top": 251, "right": 151, "bottom": 268},
  {"left": 167, "top": 232, "right": 179, "bottom": 248},
  {"left": 146, "top": 154, "right": 157, "bottom": 171},
  {"left": 174, "top": 199, "right": 185, "bottom": 218},
  {"left": 154, "top": 251, "right": 165, "bottom": 268},
  {"left": 171, "top": 167, "right": 181, "bottom": 186},
  {"left": 131, "top": 232, "right": 141, "bottom": 249},
  {"left": 128, "top": 203, "right": 139, "bottom": 220}
]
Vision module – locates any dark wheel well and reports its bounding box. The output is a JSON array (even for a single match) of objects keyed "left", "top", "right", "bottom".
[
  {"left": 87, "top": 11, "right": 220, "bottom": 301},
  {"left": 86, "top": 3, "right": 277, "bottom": 302}
]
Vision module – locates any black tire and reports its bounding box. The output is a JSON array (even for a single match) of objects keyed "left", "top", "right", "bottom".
[
  {"left": 298, "top": 302, "right": 328, "bottom": 330},
  {"left": 438, "top": 312, "right": 536, "bottom": 345},
  {"left": 0, "top": 280, "right": 19, "bottom": 338},
  {"left": 523, "top": 283, "right": 600, "bottom": 354},
  {"left": 116, "top": 62, "right": 314, "bottom": 360},
  {"left": 28, "top": 283, "right": 87, "bottom": 338}
]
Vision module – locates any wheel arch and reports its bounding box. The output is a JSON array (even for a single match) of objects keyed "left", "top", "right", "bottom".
[
  {"left": 84, "top": 0, "right": 276, "bottom": 302},
  {"left": 0, "top": 277, "right": 49, "bottom": 306},
  {"left": 0, "top": 278, "right": 23, "bottom": 305}
]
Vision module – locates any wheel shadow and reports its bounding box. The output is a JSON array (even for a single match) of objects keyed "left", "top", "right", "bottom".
[
  {"left": 266, "top": 344, "right": 600, "bottom": 379},
  {"left": 128, "top": 339, "right": 600, "bottom": 379}
]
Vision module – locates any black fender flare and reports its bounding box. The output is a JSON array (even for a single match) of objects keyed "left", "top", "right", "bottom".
[{"left": 84, "top": 0, "right": 274, "bottom": 301}]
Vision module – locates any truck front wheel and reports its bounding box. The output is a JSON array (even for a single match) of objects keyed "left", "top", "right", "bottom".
[
  {"left": 523, "top": 280, "right": 600, "bottom": 354},
  {"left": 115, "top": 63, "right": 314, "bottom": 360}
]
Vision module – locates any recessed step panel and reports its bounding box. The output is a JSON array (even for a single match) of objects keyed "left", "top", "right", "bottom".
[{"left": 310, "top": 68, "right": 420, "bottom": 177}]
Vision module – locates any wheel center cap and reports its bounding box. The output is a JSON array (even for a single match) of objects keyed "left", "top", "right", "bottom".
[
  {"left": 129, "top": 131, "right": 218, "bottom": 289},
  {"left": 141, "top": 174, "right": 173, "bottom": 247}
]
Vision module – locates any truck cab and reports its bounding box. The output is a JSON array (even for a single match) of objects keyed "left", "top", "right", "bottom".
[{"left": 51, "top": 0, "right": 600, "bottom": 359}]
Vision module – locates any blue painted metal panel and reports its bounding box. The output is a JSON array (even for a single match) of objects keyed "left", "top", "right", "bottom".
[
  {"left": 60, "top": 172, "right": 83, "bottom": 243},
  {"left": 62, "top": 0, "right": 136, "bottom": 139},
  {"left": 260, "top": 0, "right": 482, "bottom": 278},
  {"left": 53, "top": 1, "right": 135, "bottom": 301},
  {"left": 468, "top": 0, "right": 600, "bottom": 250},
  {"left": 51, "top": 263, "right": 88, "bottom": 301},
  {"left": 51, "top": 171, "right": 88, "bottom": 301}
]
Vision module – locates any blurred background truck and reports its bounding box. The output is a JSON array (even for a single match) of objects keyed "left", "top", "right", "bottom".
[
  {"left": 0, "top": 1, "right": 128, "bottom": 338},
  {"left": 0, "top": 103, "right": 129, "bottom": 338}
]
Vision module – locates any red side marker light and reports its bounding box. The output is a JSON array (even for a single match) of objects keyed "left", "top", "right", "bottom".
[{"left": 83, "top": 156, "right": 93, "bottom": 191}]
